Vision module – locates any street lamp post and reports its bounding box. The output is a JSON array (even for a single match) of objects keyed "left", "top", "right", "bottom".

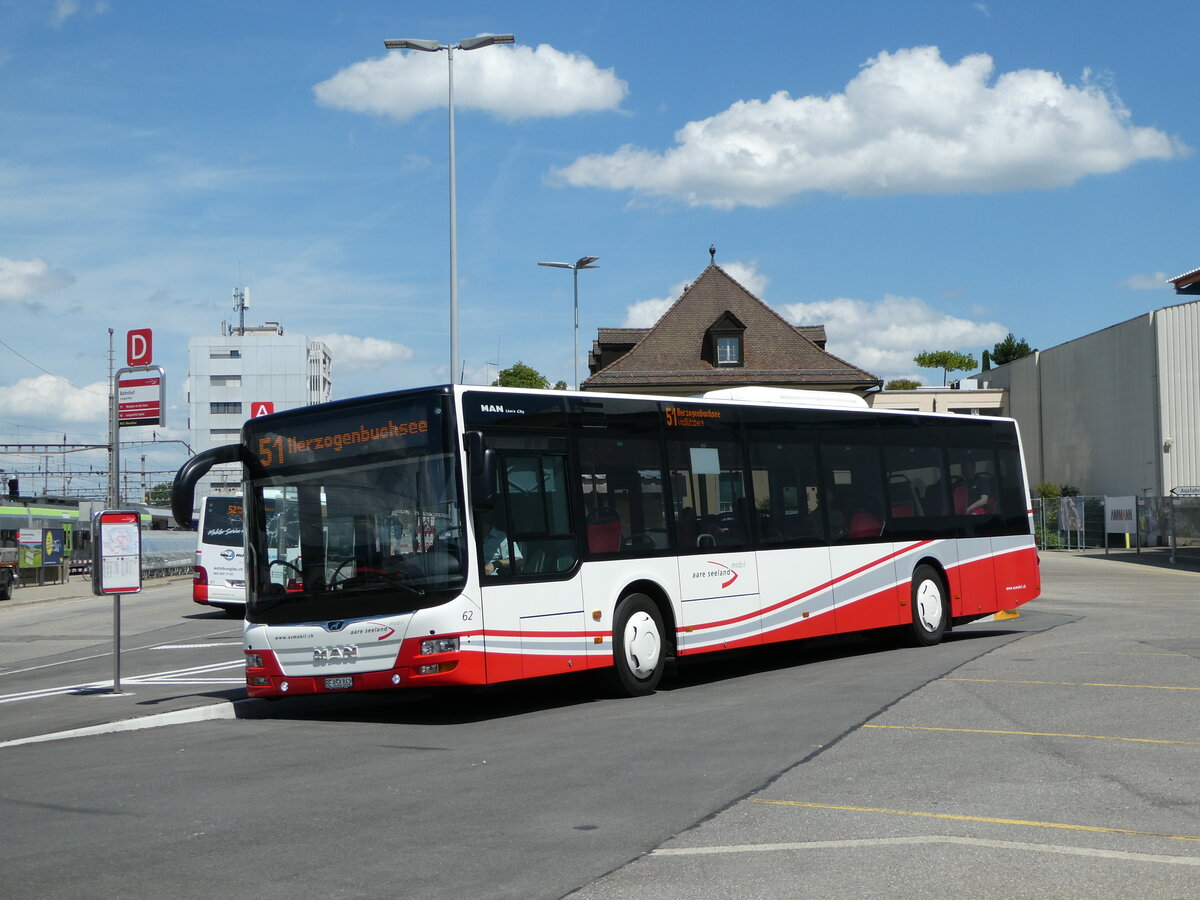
[
  {"left": 384, "top": 33, "right": 515, "bottom": 384},
  {"left": 538, "top": 256, "right": 599, "bottom": 391}
]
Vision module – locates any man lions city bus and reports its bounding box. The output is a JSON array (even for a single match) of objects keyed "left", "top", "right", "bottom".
[{"left": 171, "top": 385, "right": 1039, "bottom": 699}]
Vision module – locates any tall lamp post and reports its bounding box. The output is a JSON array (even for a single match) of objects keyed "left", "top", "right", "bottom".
[
  {"left": 384, "top": 33, "right": 515, "bottom": 384},
  {"left": 538, "top": 257, "right": 599, "bottom": 391}
]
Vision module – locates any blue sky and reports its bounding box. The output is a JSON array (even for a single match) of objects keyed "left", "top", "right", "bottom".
[{"left": 2, "top": 0, "right": 1197, "bottom": 495}]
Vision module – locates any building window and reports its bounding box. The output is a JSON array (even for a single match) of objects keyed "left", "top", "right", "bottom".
[
  {"left": 210, "top": 374, "right": 242, "bottom": 387},
  {"left": 716, "top": 335, "right": 742, "bottom": 366},
  {"left": 209, "top": 349, "right": 241, "bottom": 359},
  {"left": 210, "top": 402, "right": 242, "bottom": 415}
]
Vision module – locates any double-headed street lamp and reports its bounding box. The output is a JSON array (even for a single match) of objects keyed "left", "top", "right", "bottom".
[
  {"left": 384, "top": 33, "right": 514, "bottom": 384},
  {"left": 538, "top": 256, "right": 599, "bottom": 391}
]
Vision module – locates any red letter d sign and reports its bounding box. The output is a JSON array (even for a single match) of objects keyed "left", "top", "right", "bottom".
[{"left": 127, "top": 329, "right": 153, "bottom": 367}]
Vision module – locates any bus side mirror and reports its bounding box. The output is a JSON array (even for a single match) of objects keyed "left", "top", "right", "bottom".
[
  {"left": 172, "top": 444, "right": 250, "bottom": 529},
  {"left": 465, "top": 431, "right": 497, "bottom": 511}
]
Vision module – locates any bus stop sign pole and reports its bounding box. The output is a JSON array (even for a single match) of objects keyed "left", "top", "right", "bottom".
[{"left": 91, "top": 510, "right": 143, "bottom": 694}]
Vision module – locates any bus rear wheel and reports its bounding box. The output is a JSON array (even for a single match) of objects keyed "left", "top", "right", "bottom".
[
  {"left": 610, "top": 593, "right": 665, "bottom": 697},
  {"left": 909, "top": 564, "right": 948, "bottom": 646}
]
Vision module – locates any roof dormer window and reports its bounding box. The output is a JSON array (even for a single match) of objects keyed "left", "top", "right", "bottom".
[
  {"left": 716, "top": 335, "right": 742, "bottom": 366},
  {"left": 705, "top": 310, "right": 746, "bottom": 368}
]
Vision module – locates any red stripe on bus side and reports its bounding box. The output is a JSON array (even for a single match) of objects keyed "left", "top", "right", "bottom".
[{"left": 681, "top": 540, "right": 935, "bottom": 634}]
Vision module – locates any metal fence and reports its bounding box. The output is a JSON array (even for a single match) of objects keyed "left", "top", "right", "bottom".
[{"left": 1032, "top": 495, "right": 1200, "bottom": 563}]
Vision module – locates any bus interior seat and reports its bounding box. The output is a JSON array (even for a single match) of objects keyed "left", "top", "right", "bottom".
[
  {"left": 951, "top": 477, "right": 968, "bottom": 515},
  {"left": 922, "top": 480, "right": 947, "bottom": 516},
  {"left": 888, "top": 475, "right": 919, "bottom": 518},
  {"left": 586, "top": 508, "right": 622, "bottom": 553},
  {"left": 848, "top": 511, "right": 883, "bottom": 539}
]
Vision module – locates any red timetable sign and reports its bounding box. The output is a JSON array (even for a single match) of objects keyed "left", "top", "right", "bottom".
[{"left": 117, "top": 367, "right": 164, "bottom": 427}]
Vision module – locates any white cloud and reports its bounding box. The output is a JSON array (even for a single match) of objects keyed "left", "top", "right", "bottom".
[
  {"left": 0, "top": 374, "right": 108, "bottom": 423},
  {"left": 553, "top": 46, "right": 1186, "bottom": 208},
  {"left": 623, "top": 296, "right": 675, "bottom": 328},
  {"left": 314, "top": 333, "right": 414, "bottom": 372},
  {"left": 0, "top": 257, "right": 75, "bottom": 303},
  {"left": 1121, "top": 271, "right": 1172, "bottom": 290},
  {"left": 50, "top": 0, "right": 109, "bottom": 28},
  {"left": 780, "top": 294, "right": 1009, "bottom": 382},
  {"left": 722, "top": 261, "right": 769, "bottom": 298},
  {"left": 314, "top": 43, "right": 627, "bottom": 122}
]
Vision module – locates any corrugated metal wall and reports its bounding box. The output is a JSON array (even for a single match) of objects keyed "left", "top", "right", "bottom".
[
  {"left": 982, "top": 307, "right": 1174, "bottom": 497},
  {"left": 1155, "top": 302, "right": 1200, "bottom": 493}
]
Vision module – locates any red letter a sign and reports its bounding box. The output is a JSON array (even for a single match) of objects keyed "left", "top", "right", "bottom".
[{"left": 251, "top": 401, "right": 275, "bottom": 418}]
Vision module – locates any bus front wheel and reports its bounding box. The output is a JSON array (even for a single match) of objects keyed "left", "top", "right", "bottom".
[
  {"left": 909, "top": 565, "right": 948, "bottom": 646},
  {"left": 610, "top": 593, "right": 665, "bottom": 697}
]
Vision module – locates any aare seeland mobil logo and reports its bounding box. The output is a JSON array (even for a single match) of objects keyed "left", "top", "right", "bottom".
[{"left": 690, "top": 559, "right": 745, "bottom": 589}]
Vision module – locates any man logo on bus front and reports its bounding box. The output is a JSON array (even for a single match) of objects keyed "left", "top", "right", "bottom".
[{"left": 327, "top": 620, "right": 346, "bottom": 632}]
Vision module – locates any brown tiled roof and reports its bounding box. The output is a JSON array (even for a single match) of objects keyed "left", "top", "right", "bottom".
[{"left": 583, "top": 264, "right": 879, "bottom": 393}]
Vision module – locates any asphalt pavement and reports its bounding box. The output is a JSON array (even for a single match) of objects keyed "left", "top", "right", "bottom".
[
  {"left": 574, "top": 549, "right": 1200, "bottom": 899},
  {"left": 4, "top": 549, "right": 1200, "bottom": 898}
]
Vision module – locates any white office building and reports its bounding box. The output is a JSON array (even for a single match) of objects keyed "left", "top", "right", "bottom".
[{"left": 187, "top": 321, "right": 332, "bottom": 499}]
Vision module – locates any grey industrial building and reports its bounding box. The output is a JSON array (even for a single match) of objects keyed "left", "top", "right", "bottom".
[{"left": 978, "top": 285, "right": 1200, "bottom": 498}]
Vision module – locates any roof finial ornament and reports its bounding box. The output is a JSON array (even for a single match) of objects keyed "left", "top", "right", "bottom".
[{"left": 709, "top": 244, "right": 716, "bottom": 264}]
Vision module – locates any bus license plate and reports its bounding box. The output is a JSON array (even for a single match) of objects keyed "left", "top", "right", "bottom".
[{"left": 324, "top": 676, "right": 353, "bottom": 690}]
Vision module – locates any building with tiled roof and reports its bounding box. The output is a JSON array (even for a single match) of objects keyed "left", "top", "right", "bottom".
[{"left": 583, "top": 261, "right": 880, "bottom": 396}]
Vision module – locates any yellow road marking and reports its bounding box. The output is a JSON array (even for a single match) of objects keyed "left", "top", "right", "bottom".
[
  {"left": 863, "top": 724, "right": 1200, "bottom": 746},
  {"left": 750, "top": 799, "right": 1200, "bottom": 843},
  {"left": 943, "top": 677, "right": 1200, "bottom": 692}
]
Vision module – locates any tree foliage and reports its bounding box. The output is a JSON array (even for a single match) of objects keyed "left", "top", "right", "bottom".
[
  {"left": 913, "top": 350, "right": 978, "bottom": 386},
  {"left": 144, "top": 482, "right": 173, "bottom": 506},
  {"left": 991, "top": 333, "right": 1036, "bottom": 365},
  {"left": 493, "top": 361, "right": 550, "bottom": 389},
  {"left": 884, "top": 378, "right": 922, "bottom": 390},
  {"left": 1034, "top": 481, "right": 1061, "bottom": 499}
]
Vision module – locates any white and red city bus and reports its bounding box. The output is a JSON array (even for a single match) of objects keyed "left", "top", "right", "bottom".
[
  {"left": 192, "top": 495, "right": 245, "bottom": 615},
  {"left": 171, "top": 384, "right": 1039, "bottom": 699}
]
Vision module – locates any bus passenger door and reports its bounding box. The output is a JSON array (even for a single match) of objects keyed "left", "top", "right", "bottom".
[{"left": 477, "top": 451, "right": 585, "bottom": 681}]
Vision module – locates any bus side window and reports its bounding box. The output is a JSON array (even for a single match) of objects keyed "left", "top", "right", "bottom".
[
  {"left": 819, "top": 443, "right": 886, "bottom": 543},
  {"left": 577, "top": 421, "right": 668, "bottom": 557},
  {"left": 744, "top": 429, "right": 824, "bottom": 546},
  {"left": 666, "top": 440, "right": 751, "bottom": 550}
]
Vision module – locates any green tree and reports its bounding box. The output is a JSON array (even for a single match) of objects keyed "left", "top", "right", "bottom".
[
  {"left": 991, "top": 333, "right": 1036, "bottom": 365},
  {"left": 493, "top": 361, "right": 550, "bottom": 389},
  {"left": 145, "top": 482, "right": 173, "bottom": 506},
  {"left": 913, "top": 350, "right": 978, "bottom": 386},
  {"left": 1034, "top": 481, "right": 1061, "bottom": 499},
  {"left": 553, "top": 380, "right": 568, "bottom": 391},
  {"left": 884, "top": 378, "right": 922, "bottom": 390}
]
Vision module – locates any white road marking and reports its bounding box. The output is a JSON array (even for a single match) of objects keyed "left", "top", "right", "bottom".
[
  {"left": 652, "top": 835, "right": 1200, "bottom": 867},
  {"left": 0, "top": 659, "right": 245, "bottom": 704},
  {"left": 0, "top": 702, "right": 237, "bottom": 748}
]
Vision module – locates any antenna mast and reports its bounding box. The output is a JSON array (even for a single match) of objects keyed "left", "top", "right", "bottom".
[{"left": 232, "top": 285, "right": 250, "bottom": 336}]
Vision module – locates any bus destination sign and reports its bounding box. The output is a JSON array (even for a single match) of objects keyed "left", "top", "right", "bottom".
[
  {"left": 254, "top": 408, "right": 434, "bottom": 471},
  {"left": 664, "top": 406, "right": 722, "bottom": 428}
]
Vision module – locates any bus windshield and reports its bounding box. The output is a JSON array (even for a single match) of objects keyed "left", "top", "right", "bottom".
[{"left": 242, "top": 391, "right": 465, "bottom": 623}]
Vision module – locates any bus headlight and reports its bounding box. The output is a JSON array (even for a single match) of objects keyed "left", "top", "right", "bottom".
[
  {"left": 420, "top": 637, "right": 459, "bottom": 655},
  {"left": 246, "top": 653, "right": 264, "bottom": 667}
]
